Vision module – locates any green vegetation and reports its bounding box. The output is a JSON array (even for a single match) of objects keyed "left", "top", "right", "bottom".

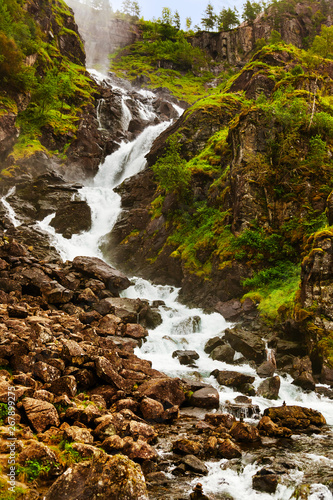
[
  {"left": 17, "top": 460, "right": 52, "bottom": 482},
  {"left": 59, "top": 441, "right": 85, "bottom": 465},
  {"left": 152, "top": 134, "right": 190, "bottom": 194},
  {"left": 0, "top": 403, "right": 7, "bottom": 425}
]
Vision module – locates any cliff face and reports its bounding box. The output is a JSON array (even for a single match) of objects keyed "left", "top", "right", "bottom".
[{"left": 189, "top": 0, "right": 333, "bottom": 65}]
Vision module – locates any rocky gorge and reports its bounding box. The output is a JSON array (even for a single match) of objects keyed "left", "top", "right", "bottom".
[{"left": 0, "top": 0, "right": 333, "bottom": 498}]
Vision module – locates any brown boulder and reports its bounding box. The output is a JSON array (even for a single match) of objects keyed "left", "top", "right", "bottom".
[
  {"left": 216, "top": 438, "right": 242, "bottom": 459},
  {"left": 95, "top": 356, "right": 130, "bottom": 391},
  {"left": 252, "top": 469, "right": 278, "bottom": 494},
  {"left": 257, "top": 376, "right": 280, "bottom": 400},
  {"left": 256, "top": 361, "right": 275, "bottom": 378},
  {"left": 63, "top": 426, "right": 94, "bottom": 444},
  {"left": 292, "top": 372, "right": 316, "bottom": 391},
  {"left": 204, "top": 413, "right": 236, "bottom": 429},
  {"left": 210, "top": 344, "right": 235, "bottom": 363},
  {"left": 18, "top": 441, "right": 61, "bottom": 477},
  {"left": 229, "top": 421, "right": 260, "bottom": 442},
  {"left": 211, "top": 369, "right": 255, "bottom": 390},
  {"left": 173, "top": 438, "right": 202, "bottom": 456},
  {"left": 140, "top": 397, "right": 164, "bottom": 421},
  {"left": 257, "top": 416, "right": 292, "bottom": 438},
  {"left": 47, "top": 375, "right": 77, "bottom": 398},
  {"left": 224, "top": 327, "right": 266, "bottom": 363},
  {"left": 61, "top": 339, "right": 89, "bottom": 366},
  {"left": 33, "top": 361, "right": 61, "bottom": 383},
  {"left": 72, "top": 256, "right": 131, "bottom": 293},
  {"left": 22, "top": 397, "right": 60, "bottom": 433},
  {"left": 123, "top": 323, "right": 148, "bottom": 340},
  {"left": 44, "top": 453, "right": 149, "bottom": 499},
  {"left": 190, "top": 386, "right": 219, "bottom": 409},
  {"left": 137, "top": 377, "right": 185, "bottom": 407},
  {"left": 263, "top": 405, "right": 326, "bottom": 429}
]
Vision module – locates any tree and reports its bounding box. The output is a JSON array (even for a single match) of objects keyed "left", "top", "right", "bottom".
[
  {"left": 242, "top": 0, "right": 262, "bottom": 23},
  {"left": 131, "top": 1, "right": 140, "bottom": 17},
  {"left": 161, "top": 7, "right": 172, "bottom": 25},
  {"left": 201, "top": 3, "right": 217, "bottom": 31},
  {"left": 218, "top": 7, "right": 239, "bottom": 31},
  {"left": 311, "top": 25, "right": 333, "bottom": 59},
  {"left": 121, "top": 0, "right": 131, "bottom": 15},
  {"left": 152, "top": 135, "right": 190, "bottom": 195},
  {"left": 185, "top": 17, "right": 192, "bottom": 31},
  {"left": 173, "top": 10, "right": 181, "bottom": 30}
]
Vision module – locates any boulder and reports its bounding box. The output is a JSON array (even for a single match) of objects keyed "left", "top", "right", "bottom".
[
  {"left": 33, "top": 361, "right": 61, "bottom": 383},
  {"left": 172, "top": 350, "right": 199, "bottom": 366},
  {"left": 41, "top": 281, "right": 74, "bottom": 304},
  {"left": 257, "top": 376, "right": 280, "bottom": 400},
  {"left": 95, "top": 357, "right": 130, "bottom": 391},
  {"left": 18, "top": 441, "right": 60, "bottom": 477},
  {"left": 63, "top": 426, "right": 94, "bottom": 444},
  {"left": 292, "top": 372, "right": 316, "bottom": 391},
  {"left": 72, "top": 256, "right": 131, "bottom": 293},
  {"left": 140, "top": 397, "right": 164, "bottom": 421},
  {"left": 263, "top": 405, "right": 326, "bottom": 429},
  {"left": 173, "top": 438, "right": 202, "bottom": 456},
  {"left": 224, "top": 401, "right": 260, "bottom": 419},
  {"left": 211, "top": 369, "right": 255, "bottom": 390},
  {"left": 61, "top": 339, "right": 89, "bottom": 366},
  {"left": 204, "top": 336, "right": 225, "bottom": 354},
  {"left": 137, "top": 377, "right": 185, "bottom": 407},
  {"left": 204, "top": 413, "right": 235, "bottom": 429},
  {"left": 123, "top": 323, "right": 148, "bottom": 340},
  {"left": 210, "top": 344, "right": 235, "bottom": 363},
  {"left": 22, "top": 398, "right": 60, "bottom": 433},
  {"left": 252, "top": 469, "right": 278, "bottom": 494},
  {"left": 257, "top": 416, "right": 292, "bottom": 438},
  {"left": 44, "top": 453, "right": 149, "bottom": 500},
  {"left": 224, "top": 327, "right": 266, "bottom": 363},
  {"left": 256, "top": 360, "right": 275, "bottom": 378},
  {"left": 190, "top": 386, "right": 219, "bottom": 409},
  {"left": 182, "top": 455, "right": 208, "bottom": 475},
  {"left": 47, "top": 375, "right": 77, "bottom": 398},
  {"left": 229, "top": 421, "right": 260, "bottom": 442},
  {"left": 216, "top": 438, "right": 242, "bottom": 459}
]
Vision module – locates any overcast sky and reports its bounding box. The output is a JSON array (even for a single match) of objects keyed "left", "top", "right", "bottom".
[{"left": 110, "top": 0, "right": 245, "bottom": 29}]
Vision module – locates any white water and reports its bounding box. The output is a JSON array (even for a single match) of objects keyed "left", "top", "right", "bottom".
[
  {"left": 9, "top": 74, "right": 333, "bottom": 500},
  {"left": 1, "top": 187, "right": 21, "bottom": 227}
]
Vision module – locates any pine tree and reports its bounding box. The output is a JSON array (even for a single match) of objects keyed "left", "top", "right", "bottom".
[
  {"left": 201, "top": 3, "right": 217, "bottom": 31},
  {"left": 218, "top": 7, "right": 239, "bottom": 31},
  {"left": 173, "top": 10, "right": 181, "bottom": 30}
]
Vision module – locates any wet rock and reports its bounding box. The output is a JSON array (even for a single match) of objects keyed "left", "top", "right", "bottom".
[
  {"left": 124, "top": 438, "right": 158, "bottom": 461},
  {"left": 95, "top": 356, "right": 130, "bottom": 391},
  {"left": 137, "top": 377, "right": 185, "bottom": 407},
  {"left": 22, "top": 397, "right": 60, "bottom": 433},
  {"left": 72, "top": 256, "right": 131, "bottom": 294},
  {"left": 211, "top": 369, "right": 255, "bottom": 391},
  {"left": 315, "top": 386, "right": 333, "bottom": 399},
  {"left": 50, "top": 201, "right": 92, "bottom": 239},
  {"left": 210, "top": 344, "right": 235, "bottom": 363},
  {"left": 173, "top": 438, "right": 203, "bottom": 456},
  {"left": 63, "top": 425, "right": 94, "bottom": 444},
  {"left": 257, "top": 376, "right": 280, "bottom": 400},
  {"left": 190, "top": 386, "right": 220, "bottom": 409},
  {"left": 263, "top": 405, "right": 326, "bottom": 429},
  {"left": 216, "top": 438, "right": 242, "bottom": 459},
  {"left": 44, "top": 453, "right": 149, "bottom": 500},
  {"left": 129, "top": 420, "right": 157, "bottom": 443},
  {"left": 97, "top": 313, "right": 122, "bottom": 334},
  {"left": 256, "top": 360, "right": 275, "bottom": 378},
  {"left": 229, "top": 421, "right": 260, "bottom": 442},
  {"left": 204, "top": 413, "right": 236, "bottom": 429},
  {"left": 172, "top": 350, "right": 199, "bottom": 366},
  {"left": 292, "top": 371, "right": 316, "bottom": 391},
  {"left": 224, "top": 327, "right": 266, "bottom": 363},
  {"left": 252, "top": 468, "right": 278, "bottom": 494},
  {"left": 204, "top": 336, "right": 225, "bottom": 354},
  {"left": 182, "top": 454, "right": 208, "bottom": 475},
  {"left": 257, "top": 416, "right": 292, "bottom": 438},
  {"left": 321, "top": 364, "right": 333, "bottom": 385}
]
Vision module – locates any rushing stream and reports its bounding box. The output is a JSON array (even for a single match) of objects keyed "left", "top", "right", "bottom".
[{"left": 3, "top": 71, "right": 333, "bottom": 499}]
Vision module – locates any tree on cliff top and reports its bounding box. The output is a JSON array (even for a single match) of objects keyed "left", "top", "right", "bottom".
[
  {"left": 218, "top": 7, "right": 240, "bottom": 31},
  {"left": 311, "top": 25, "right": 333, "bottom": 59},
  {"left": 201, "top": 3, "right": 217, "bottom": 31}
]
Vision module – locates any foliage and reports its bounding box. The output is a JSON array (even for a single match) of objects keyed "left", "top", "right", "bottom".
[
  {"left": 0, "top": 403, "right": 7, "bottom": 425},
  {"left": 59, "top": 441, "right": 85, "bottom": 465},
  {"left": 242, "top": 0, "right": 263, "bottom": 22},
  {"left": 201, "top": 3, "right": 217, "bottom": 31},
  {"left": 218, "top": 8, "right": 240, "bottom": 31},
  {"left": 311, "top": 25, "right": 333, "bottom": 59},
  {"left": 17, "top": 460, "right": 51, "bottom": 482},
  {"left": 152, "top": 135, "right": 190, "bottom": 194}
]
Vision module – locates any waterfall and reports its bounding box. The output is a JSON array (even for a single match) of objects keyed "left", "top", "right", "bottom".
[{"left": 1, "top": 187, "right": 21, "bottom": 228}]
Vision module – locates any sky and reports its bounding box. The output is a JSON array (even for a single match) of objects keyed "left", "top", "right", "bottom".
[{"left": 110, "top": 0, "right": 245, "bottom": 29}]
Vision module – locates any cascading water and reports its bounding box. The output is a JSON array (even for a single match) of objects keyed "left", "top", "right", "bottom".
[
  {"left": 8, "top": 72, "right": 333, "bottom": 500},
  {"left": 0, "top": 187, "right": 21, "bottom": 228}
]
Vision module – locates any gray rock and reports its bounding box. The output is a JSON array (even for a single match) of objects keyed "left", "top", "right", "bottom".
[
  {"left": 210, "top": 344, "right": 235, "bottom": 363},
  {"left": 257, "top": 376, "right": 281, "bottom": 400},
  {"left": 190, "top": 386, "right": 219, "bottom": 409}
]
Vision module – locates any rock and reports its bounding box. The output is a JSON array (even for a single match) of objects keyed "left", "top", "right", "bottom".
[
  {"left": 229, "top": 421, "right": 260, "bottom": 442},
  {"left": 140, "top": 397, "right": 164, "bottom": 421},
  {"left": 33, "top": 361, "right": 61, "bottom": 383},
  {"left": 204, "top": 413, "right": 235, "bottom": 429},
  {"left": 257, "top": 416, "right": 292, "bottom": 438},
  {"left": 204, "top": 336, "right": 225, "bottom": 354},
  {"left": 41, "top": 280, "right": 74, "bottom": 304},
  {"left": 211, "top": 369, "right": 255, "bottom": 390},
  {"left": 22, "top": 397, "right": 60, "bottom": 433},
  {"left": 72, "top": 256, "right": 131, "bottom": 293},
  {"left": 172, "top": 350, "right": 199, "bottom": 366},
  {"left": 63, "top": 426, "right": 94, "bottom": 444},
  {"left": 128, "top": 420, "right": 157, "bottom": 443},
  {"left": 224, "top": 401, "right": 260, "bottom": 419},
  {"left": 137, "top": 377, "right": 185, "bottom": 407},
  {"left": 18, "top": 441, "right": 60, "bottom": 476},
  {"left": 123, "top": 323, "right": 148, "bottom": 340},
  {"left": 61, "top": 339, "right": 89, "bottom": 366},
  {"left": 292, "top": 372, "right": 316, "bottom": 391},
  {"left": 252, "top": 469, "right": 278, "bottom": 494},
  {"left": 321, "top": 364, "right": 333, "bottom": 385},
  {"left": 182, "top": 455, "right": 208, "bottom": 475},
  {"left": 263, "top": 405, "right": 326, "bottom": 429},
  {"left": 95, "top": 356, "right": 130, "bottom": 391},
  {"left": 50, "top": 201, "right": 92, "bottom": 239},
  {"left": 173, "top": 438, "right": 203, "bottom": 456},
  {"left": 124, "top": 438, "right": 158, "bottom": 461},
  {"left": 210, "top": 344, "right": 235, "bottom": 363},
  {"left": 190, "top": 386, "right": 220, "bottom": 409},
  {"left": 257, "top": 376, "right": 280, "bottom": 400},
  {"left": 224, "top": 328, "right": 266, "bottom": 363},
  {"left": 216, "top": 438, "right": 242, "bottom": 459},
  {"left": 256, "top": 360, "right": 275, "bottom": 378},
  {"left": 47, "top": 375, "right": 77, "bottom": 398},
  {"left": 44, "top": 453, "right": 149, "bottom": 500}
]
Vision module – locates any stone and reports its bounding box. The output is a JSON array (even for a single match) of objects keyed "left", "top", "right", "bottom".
[
  {"left": 252, "top": 469, "right": 278, "bottom": 494},
  {"left": 321, "top": 364, "right": 333, "bottom": 385},
  {"left": 190, "top": 386, "right": 220, "bottom": 409},
  {"left": 22, "top": 397, "right": 60, "bottom": 433},
  {"left": 72, "top": 256, "right": 131, "bottom": 293},
  {"left": 257, "top": 416, "right": 292, "bottom": 438},
  {"left": 224, "top": 327, "right": 266, "bottom": 363},
  {"left": 210, "top": 344, "right": 235, "bottom": 363},
  {"left": 137, "top": 377, "right": 185, "bottom": 407},
  {"left": 123, "top": 438, "right": 158, "bottom": 461},
  {"left": 41, "top": 280, "right": 74, "bottom": 304},
  {"left": 182, "top": 455, "right": 208, "bottom": 475},
  {"left": 263, "top": 405, "right": 326, "bottom": 429},
  {"left": 292, "top": 372, "right": 316, "bottom": 391},
  {"left": 204, "top": 336, "right": 225, "bottom": 354},
  {"left": 211, "top": 369, "right": 255, "bottom": 390},
  {"left": 204, "top": 413, "right": 236, "bottom": 429},
  {"left": 229, "top": 421, "right": 260, "bottom": 442},
  {"left": 257, "top": 360, "right": 275, "bottom": 378},
  {"left": 140, "top": 397, "right": 164, "bottom": 421},
  {"left": 47, "top": 375, "right": 77, "bottom": 398},
  {"left": 33, "top": 361, "right": 61, "bottom": 383},
  {"left": 173, "top": 438, "right": 202, "bottom": 456},
  {"left": 123, "top": 323, "right": 148, "bottom": 340},
  {"left": 61, "top": 339, "right": 89, "bottom": 365},
  {"left": 63, "top": 425, "right": 94, "bottom": 444},
  {"left": 216, "top": 438, "right": 242, "bottom": 459},
  {"left": 44, "top": 453, "right": 149, "bottom": 500},
  {"left": 257, "top": 376, "right": 280, "bottom": 400},
  {"left": 95, "top": 356, "right": 130, "bottom": 391},
  {"left": 18, "top": 441, "right": 61, "bottom": 476},
  {"left": 172, "top": 350, "right": 199, "bottom": 366},
  {"left": 128, "top": 420, "right": 157, "bottom": 443}
]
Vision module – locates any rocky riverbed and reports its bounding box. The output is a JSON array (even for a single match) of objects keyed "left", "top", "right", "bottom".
[{"left": 0, "top": 229, "right": 331, "bottom": 499}]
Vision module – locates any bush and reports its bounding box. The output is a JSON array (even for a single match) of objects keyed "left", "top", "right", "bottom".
[{"left": 152, "top": 134, "right": 190, "bottom": 194}]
